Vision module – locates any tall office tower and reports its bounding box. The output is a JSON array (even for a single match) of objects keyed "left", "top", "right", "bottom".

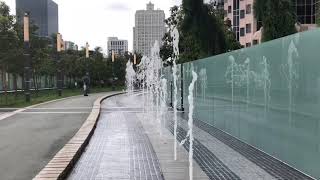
[
  {"left": 16, "top": 0, "right": 59, "bottom": 37},
  {"left": 133, "top": 2, "right": 166, "bottom": 56},
  {"left": 107, "top": 37, "right": 128, "bottom": 56},
  {"left": 224, "top": 0, "right": 318, "bottom": 47}
]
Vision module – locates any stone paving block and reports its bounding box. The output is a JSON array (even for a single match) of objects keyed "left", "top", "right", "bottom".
[
  {"left": 62, "top": 145, "right": 81, "bottom": 150},
  {"left": 62, "top": 146, "right": 80, "bottom": 151},
  {"left": 67, "top": 141, "right": 84, "bottom": 145},
  {"left": 49, "top": 160, "right": 72, "bottom": 164},
  {"left": 34, "top": 173, "right": 60, "bottom": 178},
  {"left": 47, "top": 162, "right": 69, "bottom": 166},
  {"left": 38, "top": 170, "right": 61, "bottom": 175},
  {"left": 42, "top": 167, "right": 65, "bottom": 171},
  {"left": 45, "top": 164, "right": 68, "bottom": 168}
]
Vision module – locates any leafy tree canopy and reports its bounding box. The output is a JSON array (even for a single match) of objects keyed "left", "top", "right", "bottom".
[
  {"left": 254, "top": 0, "right": 297, "bottom": 42},
  {"left": 160, "top": 0, "right": 241, "bottom": 64}
]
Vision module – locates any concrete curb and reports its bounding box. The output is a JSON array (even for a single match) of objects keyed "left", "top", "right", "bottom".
[{"left": 33, "top": 92, "right": 125, "bottom": 180}]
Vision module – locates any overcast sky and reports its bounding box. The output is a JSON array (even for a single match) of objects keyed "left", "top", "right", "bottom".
[{"left": 2, "top": 0, "right": 181, "bottom": 53}]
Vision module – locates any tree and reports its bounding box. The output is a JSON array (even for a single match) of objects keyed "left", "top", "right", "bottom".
[
  {"left": 0, "top": 1, "right": 22, "bottom": 94},
  {"left": 160, "top": 6, "right": 182, "bottom": 64},
  {"left": 159, "top": 32, "right": 173, "bottom": 65},
  {"left": 181, "top": 0, "right": 227, "bottom": 57},
  {"left": 254, "top": 0, "right": 296, "bottom": 42},
  {"left": 224, "top": 19, "right": 242, "bottom": 51},
  {"left": 160, "top": 2, "right": 240, "bottom": 63},
  {"left": 0, "top": 1, "right": 128, "bottom": 91}
]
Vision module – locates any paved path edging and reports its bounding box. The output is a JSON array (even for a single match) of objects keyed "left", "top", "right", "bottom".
[{"left": 33, "top": 92, "right": 124, "bottom": 180}]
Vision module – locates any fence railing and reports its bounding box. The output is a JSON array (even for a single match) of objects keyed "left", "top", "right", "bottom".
[{"left": 0, "top": 72, "right": 74, "bottom": 92}]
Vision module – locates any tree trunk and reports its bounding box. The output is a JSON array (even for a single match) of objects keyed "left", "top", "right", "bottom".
[
  {"left": 3, "top": 70, "right": 8, "bottom": 105},
  {"left": 69, "top": 76, "right": 71, "bottom": 88},
  {"left": 0, "top": 70, "right": 4, "bottom": 104},
  {"left": 45, "top": 75, "right": 48, "bottom": 88},
  {"left": 32, "top": 71, "right": 38, "bottom": 97},
  {"left": 13, "top": 74, "right": 18, "bottom": 100}
]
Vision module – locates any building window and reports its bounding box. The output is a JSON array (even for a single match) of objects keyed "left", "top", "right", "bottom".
[
  {"left": 253, "top": 39, "right": 259, "bottom": 45},
  {"left": 233, "top": 0, "right": 239, "bottom": 10},
  {"left": 232, "top": 0, "right": 240, "bottom": 40},
  {"left": 246, "top": 4, "right": 252, "bottom": 14},
  {"left": 295, "top": 0, "right": 316, "bottom": 24},
  {"left": 246, "top": 43, "right": 251, "bottom": 47},
  {"left": 246, "top": 23, "right": 252, "bottom": 33},
  {"left": 240, "top": 10, "right": 245, "bottom": 18},
  {"left": 228, "top": 6, "right": 232, "bottom": 13},
  {"left": 240, "top": 28, "right": 245, "bottom": 36}
]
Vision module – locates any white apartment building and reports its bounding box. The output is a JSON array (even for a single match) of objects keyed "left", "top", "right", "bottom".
[
  {"left": 224, "top": 0, "right": 260, "bottom": 47},
  {"left": 224, "top": 0, "right": 319, "bottom": 47},
  {"left": 64, "top": 41, "right": 78, "bottom": 51},
  {"left": 133, "top": 2, "right": 166, "bottom": 56},
  {"left": 107, "top": 37, "right": 128, "bottom": 56}
]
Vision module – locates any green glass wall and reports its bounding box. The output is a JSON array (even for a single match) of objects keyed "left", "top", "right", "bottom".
[{"left": 164, "top": 29, "right": 320, "bottom": 178}]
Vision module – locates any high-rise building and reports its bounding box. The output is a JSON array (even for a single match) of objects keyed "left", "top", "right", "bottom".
[
  {"left": 107, "top": 37, "right": 128, "bottom": 56},
  {"left": 64, "top": 41, "right": 78, "bottom": 51},
  {"left": 224, "top": 0, "right": 319, "bottom": 47},
  {"left": 133, "top": 2, "right": 166, "bottom": 56},
  {"left": 16, "top": 0, "right": 59, "bottom": 37}
]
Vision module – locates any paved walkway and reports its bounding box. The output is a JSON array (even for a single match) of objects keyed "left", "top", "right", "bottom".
[
  {"left": 68, "top": 93, "right": 208, "bottom": 180},
  {"left": 69, "top": 92, "right": 314, "bottom": 180},
  {"left": 0, "top": 92, "right": 115, "bottom": 180}
]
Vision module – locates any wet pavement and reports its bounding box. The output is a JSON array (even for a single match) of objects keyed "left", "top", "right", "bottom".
[
  {"left": 72, "top": 111, "right": 163, "bottom": 179},
  {"left": 68, "top": 94, "right": 164, "bottom": 180},
  {"left": 68, "top": 93, "right": 208, "bottom": 180},
  {"left": 68, "top": 92, "right": 314, "bottom": 180}
]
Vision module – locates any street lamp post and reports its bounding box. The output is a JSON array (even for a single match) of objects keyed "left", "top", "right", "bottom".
[
  {"left": 180, "top": 65, "right": 184, "bottom": 111},
  {"left": 85, "top": 42, "right": 89, "bottom": 71},
  {"left": 85, "top": 42, "right": 90, "bottom": 92},
  {"left": 56, "top": 33, "right": 63, "bottom": 96},
  {"left": 133, "top": 54, "right": 137, "bottom": 91},
  {"left": 111, "top": 50, "right": 115, "bottom": 91},
  {"left": 23, "top": 13, "right": 31, "bottom": 103}
]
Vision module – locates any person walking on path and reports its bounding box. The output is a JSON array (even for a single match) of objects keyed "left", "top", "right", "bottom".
[{"left": 82, "top": 73, "right": 90, "bottom": 96}]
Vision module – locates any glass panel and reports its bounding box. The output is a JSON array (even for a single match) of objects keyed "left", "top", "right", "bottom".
[{"left": 164, "top": 29, "right": 320, "bottom": 178}]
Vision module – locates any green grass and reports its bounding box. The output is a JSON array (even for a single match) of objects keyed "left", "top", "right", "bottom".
[{"left": 0, "top": 86, "right": 124, "bottom": 108}]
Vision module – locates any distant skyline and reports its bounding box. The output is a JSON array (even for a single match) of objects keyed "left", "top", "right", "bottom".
[{"left": 2, "top": 0, "right": 182, "bottom": 54}]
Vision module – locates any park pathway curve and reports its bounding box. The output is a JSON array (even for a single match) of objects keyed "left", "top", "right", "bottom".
[{"left": 0, "top": 92, "right": 115, "bottom": 180}]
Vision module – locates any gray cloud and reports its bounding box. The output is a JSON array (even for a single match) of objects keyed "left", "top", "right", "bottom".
[{"left": 106, "top": 3, "right": 130, "bottom": 11}]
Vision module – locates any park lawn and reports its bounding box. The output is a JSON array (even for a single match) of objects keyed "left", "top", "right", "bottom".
[{"left": 0, "top": 86, "right": 124, "bottom": 108}]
